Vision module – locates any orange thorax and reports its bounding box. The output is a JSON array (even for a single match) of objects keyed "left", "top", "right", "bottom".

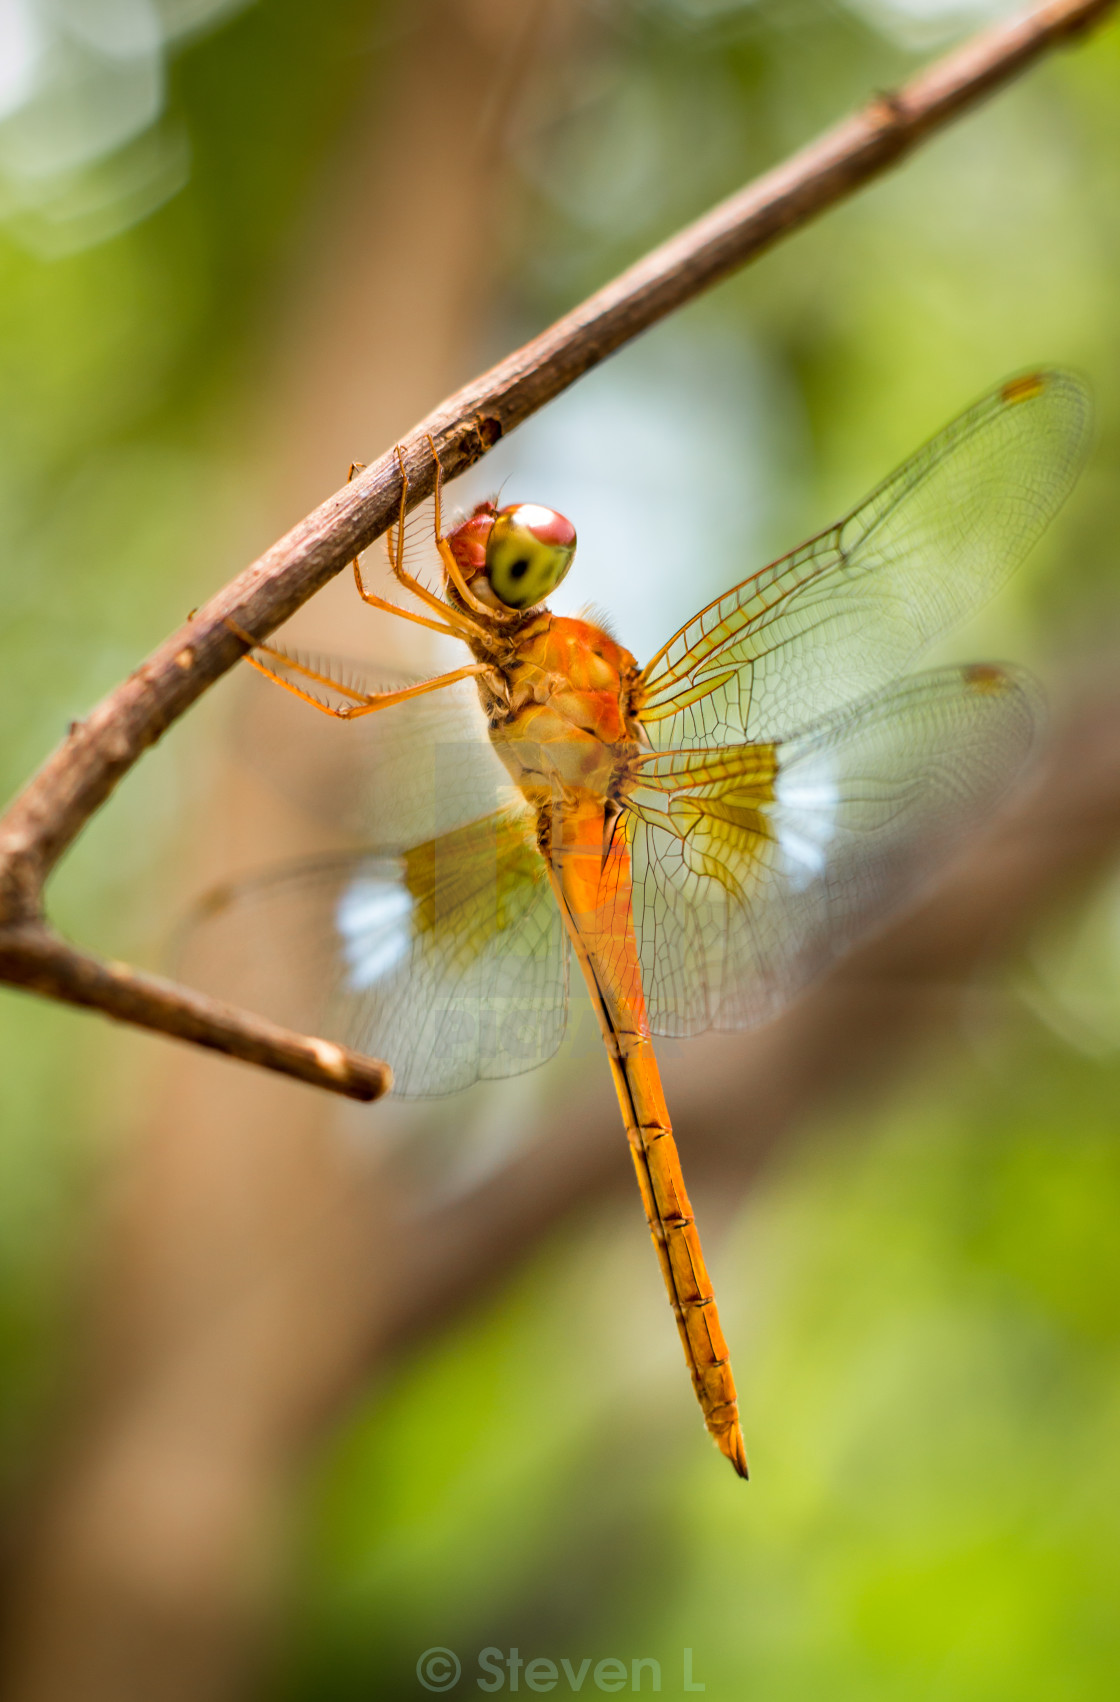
[{"left": 483, "top": 614, "right": 641, "bottom": 810}]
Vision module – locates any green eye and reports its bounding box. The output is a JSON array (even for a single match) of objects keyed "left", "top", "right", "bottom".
[{"left": 486, "top": 506, "right": 576, "bottom": 609}]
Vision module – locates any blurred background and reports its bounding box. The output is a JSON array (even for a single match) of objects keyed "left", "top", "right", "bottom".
[{"left": 1, "top": 1, "right": 1120, "bottom": 1698}]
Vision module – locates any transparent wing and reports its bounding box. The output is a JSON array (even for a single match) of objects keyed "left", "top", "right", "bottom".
[
  {"left": 233, "top": 643, "right": 512, "bottom": 848},
  {"left": 183, "top": 810, "right": 568, "bottom": 1096},
  {"left": 622, "top": 663, "right": 1041, "bottom": 1036},
  {"left": 637, "top": 371, "right": 1089, "bottom": 746}
]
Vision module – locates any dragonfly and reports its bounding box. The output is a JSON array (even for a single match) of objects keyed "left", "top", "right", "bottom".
[{"left": 207, "top": 370, "right": 1088, "bottom": 1478}]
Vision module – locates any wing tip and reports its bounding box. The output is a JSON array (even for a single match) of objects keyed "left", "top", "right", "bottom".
[
  {"left": 961, "top": 660, "right": 1020, "bottom": 696},
  {"left": 998, "top": 367, "right": 1093, "bottom": 456},
  {"left": 959, "top": 660, "right": 1046, "bottom": 733},
  {"left": 1000, "top": 372, "right": 1048, "bottom": 406}
]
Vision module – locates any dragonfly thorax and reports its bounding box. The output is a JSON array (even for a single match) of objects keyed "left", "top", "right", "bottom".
[{"left": 482, "top": 613, "right": 642, "bottom": 815}]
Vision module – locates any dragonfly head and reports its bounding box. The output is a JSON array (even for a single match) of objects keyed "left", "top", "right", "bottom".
[{"left": 448, "top": 501, "right": 576, "bottom": 612}]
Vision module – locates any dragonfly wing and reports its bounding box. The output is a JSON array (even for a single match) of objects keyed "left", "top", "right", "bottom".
[
  {"left": 183, "top": 810, "right": 568, "bottom": 1096},
  {"left": 623, "top": 663, "right": 1040, "bottom": 1036},
  {"left": 637, "top": 371, "right": 1088, "bottom": 746},
  {"left": 233, "top": 643, "right": 512, "bottom": 848}
]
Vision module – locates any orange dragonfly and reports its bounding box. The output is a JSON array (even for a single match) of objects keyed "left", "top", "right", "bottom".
[{"left": 207, "top": 370, "right": 1088, "bottom": 1478}]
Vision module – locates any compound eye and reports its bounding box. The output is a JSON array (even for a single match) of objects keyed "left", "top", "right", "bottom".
[{"left": 485, "top": 504, "right": 576, "bottom": 609}]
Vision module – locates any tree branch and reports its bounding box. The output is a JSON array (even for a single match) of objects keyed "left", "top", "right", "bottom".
[
  {"left": 0, "top": 922, "right": 390, "bottom": 1101},
  {"left": 0, "top": 0, "right": 1112, "bottom": 1090}
]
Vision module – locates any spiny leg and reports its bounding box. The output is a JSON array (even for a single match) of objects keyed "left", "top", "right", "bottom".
[
  {"left": 375, "top": 445, "right": 490, "bottom": 640},
  {"left": 424, "top": 434, "right": 516, "bottom": 626},
  {"left": 344, "top": 459, "right": 462, "bottom": 638},
  {"left": 226, "top": 617, "right": 488, "bottom": 721},
  {"left": 352, "top": 568, "right": 461, "bottom": 638},
  {"left": 340, "top": 660, "right": 488, "bottom": 719}
]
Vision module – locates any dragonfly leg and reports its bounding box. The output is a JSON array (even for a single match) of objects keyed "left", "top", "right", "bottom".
[
  {"left": 371, "top": 446, "right": 492, "bottom": 641},
  {"left": 352, "top": 567, "right": 460, "bottom": 638},
  {"left": 226, "top": 618, "right": 488, "bottom": 720},
  {"left": 342, "top": 459, "right": 469, "bottom": 639},
  {"left": 340, "top": 660, "right": 489, "bottom": 719},
  {"left": 424, "top": 433, "right": 516, "bottom": 626},
  {"left": 226, "top": 620, "right": 373, "bottom": 701}
]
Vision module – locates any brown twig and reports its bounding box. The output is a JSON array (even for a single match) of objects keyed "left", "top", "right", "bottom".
[
  {"left": 0, "top": 0, "right": 1112, "bottom": 1090},
  {"left": 0, "top": 922, "right": 391, "bottom": 1101}
]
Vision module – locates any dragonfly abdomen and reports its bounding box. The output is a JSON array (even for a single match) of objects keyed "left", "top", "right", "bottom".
[{"left": 545, "top": 798, "right": 749, "bottom": 1477}]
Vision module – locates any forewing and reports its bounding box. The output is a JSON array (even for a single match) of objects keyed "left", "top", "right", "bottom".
[
  {"left": 233, "top": 643, "right": 512, "bottom": 848},
  {"left": 183, "top": 810, "right": 568, "bottom": 1096},
  {"left": 637, "top": 371, "right": 1088, "bottom": 746},
  {"left": 624, "top": 663, "right": 1040, "bottom": 1036}
]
